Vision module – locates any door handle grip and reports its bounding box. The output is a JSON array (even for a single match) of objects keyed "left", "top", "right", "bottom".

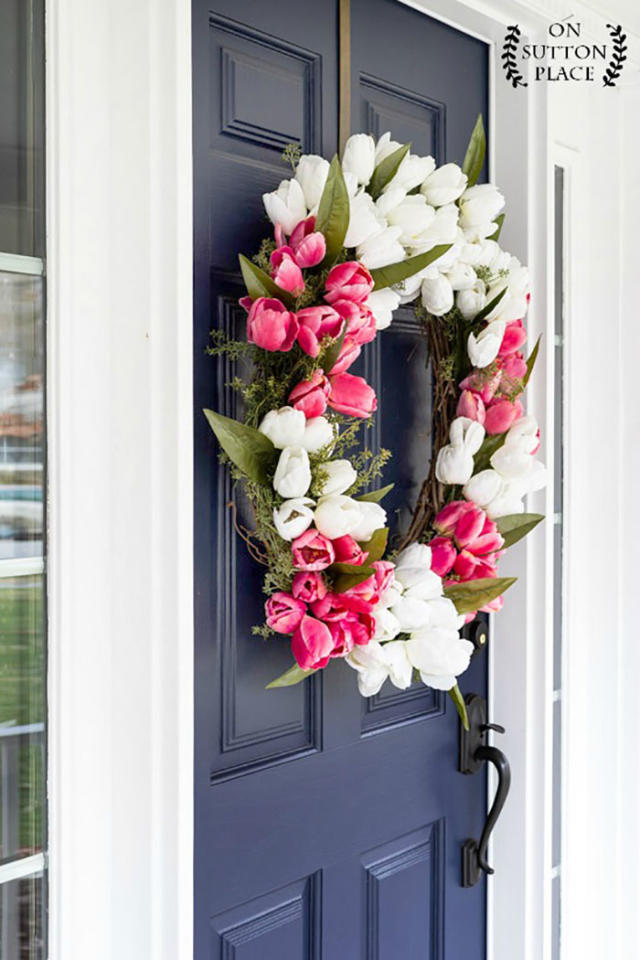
[
  {"left": 459, "top": 694, "right": 511, "bottom": 887},
  {"left": 470, "top": 744, "right": 511, "bottom": 875}
]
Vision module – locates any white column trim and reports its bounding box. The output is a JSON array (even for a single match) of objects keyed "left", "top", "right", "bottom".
[{"left": 45, "top": 1, "right": 193, "bottom": 959}]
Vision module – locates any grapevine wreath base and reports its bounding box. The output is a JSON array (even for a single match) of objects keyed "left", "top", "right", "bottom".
[{"left": 206, "top": 118, "right": 545, "bottom": 726}]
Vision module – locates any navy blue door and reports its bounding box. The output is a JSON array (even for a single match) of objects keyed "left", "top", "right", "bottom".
[{"left": 193, "top": 2, "right": 489, "bottom": 957}]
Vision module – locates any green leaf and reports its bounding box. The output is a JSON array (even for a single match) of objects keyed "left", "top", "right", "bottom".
[
  {"left": 522, "top": 334, "right": 541, "bottom": 389},
  {"left": 473, "top": 285, "right": 507, "bottom": 324},
  {"left": 488, "top": 213, "right": 505, "bottom": 241},
  {"left": 320, "top": 322, "right": 347, "bottom": 374},
  {"left": 357, "top": 483, "right": 394, "bottom": 503},
  {"left": 496, "top": 513, "right": 544, "bottom": 548},
  {"left": 444, "top": 576, "right": 517, "bottom": 615},
  {"left": 449, "top": 684, "right": 469, "bottom": 731},
  {"left": 370, "top": 244, "right": 452, "bottom": 291},
  {"left": 238, "top": 254, "right": 294, "bottom": 308},
  {"left": 461, "top": 114, "right": 486, "bottom": 187},
  {"left": 360, "top": 527, "right": 388, "bottom": 563},
  {"left": 315, "top": 155, "right": 350, "bottom": 266},
  {"left": 266, "top": 663, "right": 315, "bottom": 689},
  {"left": 473, "top": 432, "right": 507, "bottom": 473},
  {"left": 203, "top": 408, "right": 277, "bottom": 484},
  {"left": 331, "top": 563, "right": 376, "bottom": 593},
  {"left": 368, "top": 143, "right": 411, "bottom": 200}
]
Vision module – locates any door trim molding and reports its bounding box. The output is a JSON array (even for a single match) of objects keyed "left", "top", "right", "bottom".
[{"left": 46, "top": 0, "right": 194, "bottom": 958}]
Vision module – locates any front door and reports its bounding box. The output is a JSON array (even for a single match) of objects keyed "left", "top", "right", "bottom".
[{"left": 193, "top": 1, "right": 489, "bottom": 956}]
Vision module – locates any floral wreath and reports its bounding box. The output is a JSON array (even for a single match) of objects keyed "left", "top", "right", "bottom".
[{"left": 206, "top": 117, "right": 545, "bottom": 727}]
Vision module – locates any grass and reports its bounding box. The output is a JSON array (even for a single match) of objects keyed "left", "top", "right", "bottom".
[{"left": 0, "top": 577, "right": 45, "bottom": 857}]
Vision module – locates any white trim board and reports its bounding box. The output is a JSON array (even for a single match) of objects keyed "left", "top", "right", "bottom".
[{"left": 46, "top": 0, "right": 193, "bottom": 958}]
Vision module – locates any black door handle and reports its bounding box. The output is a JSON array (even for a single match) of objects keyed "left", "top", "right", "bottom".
[{"left": 459, "top": 694, "right": 511, "bottom": 887}]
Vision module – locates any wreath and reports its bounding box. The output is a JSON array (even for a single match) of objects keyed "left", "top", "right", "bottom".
[{"left": 206, "top": 116, "right": 545, "bottom": 727}]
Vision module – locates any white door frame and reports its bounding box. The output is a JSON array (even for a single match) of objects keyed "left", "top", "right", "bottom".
[{"left": 46, "top": 0, "right": 637, "bottom": 958}]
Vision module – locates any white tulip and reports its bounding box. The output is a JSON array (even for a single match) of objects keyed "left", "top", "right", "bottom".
[
  {"left": 313, "top": 494, "right": 362, "bottom": 539},
  {"left": 397, "top": 270, "right": 428, "bottom": 305},
  {"left": 373, "top": 607, "right": 402, "bottom": 643},
  {"left": 504, "top": 415, "right": 540, "bottom": 454},
  {"left": 273, "top": 446, "right": 311, "bottom": 498},
  {"left": 262, "top": 178, "right": 307, "bottom": 234},
  {"left": 421, "top": 273, "right": 454, "bottom": 316},
  {"left": 395, "top": 567, "right": 442, "bottom": 601},
  {"left": 425, "top": 596, "right": 464, "bottom": 631},
  {"left": 382, "top": 641, "right": 414, "bottom": 689},
  {"left": 435, "top": 417, "right": 485, "bottom": 485},
  {"left": 317, "top": 459, "right": 357, "bottom": 497},
  {"left": 346, "top": 641, "right": 393, "bottom": 696},
  {"left": 458, "top": 183, "right": 505, "bottom": 240},
  {"left": 386, "top": 195, "right": 435, "bottom": 245},
  {"left": 491, "top": 415, "right": 541, "bottom": 479},
  {"left": 375, "top": 185, "right": 407, "bottom": 218},
  {"left": 272, "top": 497, "right": 316, "bottom": 541},
  {"left": 342, "top": 133, "right": 376, "bottom": 185},
  {"left": 390, "top": 595, "right": 434, "bottom": 631},
  {"left": 374, "top": 131, "right": 403, "bottom": 165},
  {"left": 457, "top": 281, "right": 486, "bottom": 320},
  {"left": 357, "top": 225, "right": 405, "bottom": 270},
  {"left": 463, "top": 469, "right": 503, "bottom": 509},
  {"left": 259, "top": 406, "right": 306, "bottom": 449},
  {"left": 300, "top": 416, "right": 336, "bottom": 454},
  {"left": 385, "top": 153, "right": 436, "bottom": 193},
  {"left": 447, "top": 261, "right": 477, "bottom": 291},
  {"left": 349, "top": 500, "right": 387, "bottom": 542},
  {"left": 395, "top": 542, "right": 432, "bottom": 570},
  {"left": 344, "top": 190, "right": 383, "bottom": 248},
  {"left": 420, "top": 162, "right": 468, "bottom": 206},
  {"left": 406, "top": 627, "right": 474, "bottom": 691},
  {"left": 467, "top": 321, "right": 506, "bottom": 368},
  {"left": 294, "top": 155, "right": 329, "bottom": 210},
  {"left": 366, "top": 288, "right": 401, "bottom": 330},
  {"left": 411, "top": 203, "right": 459, "bottom": 252},
  {"left": 343, "top": 170, "right": 359, "bottom": 198}
]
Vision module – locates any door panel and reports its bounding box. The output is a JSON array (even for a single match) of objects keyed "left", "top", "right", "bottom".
[{"left": 193, "top": 2, "right": 489, "bottom": 956}]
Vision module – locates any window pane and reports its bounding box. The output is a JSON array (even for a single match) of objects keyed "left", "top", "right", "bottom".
[
  {"left": 0, "top": 873, "right": 45, "bottom": 960},
  {"left": 0, "top": 273, "right": 44, "bottom": 561},
  {"left": 0, "top": 575, "right": 45, "bottom": 861},
  {"left": 0, "top": 0, "right": 45, "bottom": 258}
]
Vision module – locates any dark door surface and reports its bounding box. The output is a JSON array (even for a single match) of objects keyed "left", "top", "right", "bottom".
[{"left": 193, "top": 2, "right": 489, "bottom": 957}]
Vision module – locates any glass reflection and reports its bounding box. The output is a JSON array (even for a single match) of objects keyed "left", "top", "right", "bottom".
[
  {"left": 0, "top": 874, "right": 44, "bottom": 960},
  {"left": 0, "top": 274, "right": 44, "bottom": 561}
]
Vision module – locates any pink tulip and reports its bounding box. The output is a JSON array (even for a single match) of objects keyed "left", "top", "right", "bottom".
[
  {"left": 339, "top": 575, "right": 380, "bottom": 614},
  {"left": 274, "top": 223, "right": 286, "bottom": 247},
  {"left": 332, "top": 535, "right": 369, "bottom": 566},
  {"left": 429, "top": 536, "right": 457, "bottom": 577},
  {"left": 459, "top": 368, "right": 502, "bottom": 404},
  {"left": 457, "top": 389, "right": 486, "bottom": 425},
  {"left": 291, "top": 529, "right": 335, "bottom": 571},
  {"left": 372, "top": 560, "right": 394, "bottom": 595},
  {"left": 290, "top": 217, "right": 326, "bottom": 268},
  {"left": 328, "top": 372, "right": 377, "bottom": 418},
  {"left": 433, "top": 501, "right": 473, "bottom": 537},
  {"left": 310, "top": 592, "right": 349, "bottom": 622},
  {"left": 292, "top": 571, "right": 328, "bottom": 604},
  {"left": 238, "top": 295, "right": 253, "bottom": 313},
  {"left": 500, "top": 351, "right": 527, "bottom": 382},
  {"left": 288, "top": 370, "right": 331, "bottom": 418},
  {"left": 484, "top": 398, "right": 522, "bottom": 435},
  {"left": 481, "top": 594, "right": 504, "bottom": 613},
  {"left": 329, "top": 610, "right": 375, "bottom": 654},
  {"left": 265, "top": 592, "right": 306, "bottom": 634},
  {"left": 270, "top": 247, "right": 305, "bottom": 297},
  {"left": 247, "top": 297, "right": 298, "bottom": 352},
  {"left": 333, "top": 299, "right": 377, "bottom": 346},
  {"left": 464, "top": 516, "right": 504, "bottom": 555},
  {"left": 499, "top": 319, "right": 527, "bottom": 356},
  {"left": 453, "top": 551, "right": 498, "bottom": 581},
  {"left": 453, "top": 505, "right": 486, "bottom": 548},
  {"left": 325, "top": 261, "right": 373, "bottom": 305},
  {"left": 327, "top": 337, "right": 361, "bottom": 375},
  {"left": 291, "top": 615, "right": 335, "bottom": 670},
  {"left": 296, "top": 305, "right": 343, "bottom": 358}
]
